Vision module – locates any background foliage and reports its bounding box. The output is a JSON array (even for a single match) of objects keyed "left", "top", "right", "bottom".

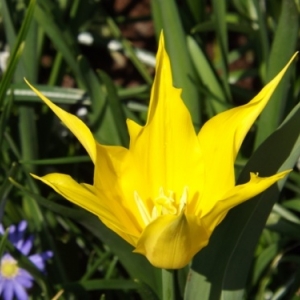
[{"left": 0, "top": 0, "right": 300, "bottom": 299}]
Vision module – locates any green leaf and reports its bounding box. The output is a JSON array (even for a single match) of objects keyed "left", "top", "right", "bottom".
[
  {"left": 187, "top": 36, "right": 229, "bottom": 115},
  {"left": 7, "top": 83, "right": 149, "bottom": 104},
  {"left": 20, "top": 156, "right": 90, "bottom": 165},
  {"left": 211, "top": 0, "right": 230, "bottom": 100},
  {"left": 79, "top": 217, "right": 162, "bottom": 299},
  {"left": 77, "top": 279, "right": 141, "bottom": 291},
  {"left": 185, "top": 99, "right": 300, "bottom": 299},
  {"left": 0, "top": 163, "right": 18, "bottom": 221},
  {"left": 106, "top": 17, "right": 153, "bottom": 85},
  {"left": 76, "top": 56, "right": 124, "bottom": 145},
  {"left": 34, "top": 0, "right": 84, "bottom": 85},
  {"left": 255, "top": 0, "right": 299, "bottom": 148},
  {"left": 98, "top": 71, "right": 129, "bottom": 147},
  {"left": 185, "top": 0, "right": 206, "bottom": 23},
  {"left": 250, "top": 0, "right": 269, "bottom": 65},
  {"left": 0, "top": 229, "right": 9, "bottom": 259},
  {"left": 251, "top": 243, "right": 278, "bottom": 286},
  {"left": 0, "top": 0, "right": 36, "bottom": 106},
  {"left": 0, "top": 92, "right": 14, "bottom": 149}
]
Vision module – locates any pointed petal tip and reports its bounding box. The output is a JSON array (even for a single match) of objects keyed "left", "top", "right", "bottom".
[
  {"left": 201, "top": 168, "right": 293, "bottom": 233},
  {"left": 250, "top": 169, "right": 292, "bottom": 181},
  {"left": 25, "top": 80, "right": 97, "bottom": 164},
  {"left": 275, "top": 52, "right": 298, "bottom": 80},
  {"left": 30, "top": 172, "right": 42, "bottom": 181}
]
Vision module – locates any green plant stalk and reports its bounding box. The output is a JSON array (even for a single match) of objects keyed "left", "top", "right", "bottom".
[{"left": 162, "top": 269, "right": 174, "bottom": 300}]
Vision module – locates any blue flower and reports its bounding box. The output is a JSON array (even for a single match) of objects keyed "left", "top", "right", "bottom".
[{"left": 0, "top": 221, "right": 52, "bottom": 300}]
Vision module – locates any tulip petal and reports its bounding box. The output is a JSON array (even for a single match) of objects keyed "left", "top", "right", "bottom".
[
  {"left": 126, "top": 119, "right": 143, "bottom": 143},
  {"left": 93, "top": 143, "right": 146, "bottom": 230},
  {"left": 25, "top": 80, "right": 96, "bottom": 164},
  {"left": 197, "top": 53, "right": 297, "bottom": 210},
  {"left": 127, "top": 33, "right": 204, "bottom": 201},
  {"left": 93, "top": 143, "right": 128, "bottom": 191},
  {"left": 134, "top": 212, "right": 209, "bottom": 269},
  {"left": 31, "top": 173, "right": 139, "bottom": 246},
  {"left": 201, "top": 170, "right": 291, "bottom": 231}
]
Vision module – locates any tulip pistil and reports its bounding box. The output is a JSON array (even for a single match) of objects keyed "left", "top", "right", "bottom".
[{"left": 134, "top": 187, "right": 188, "bottom": 226}]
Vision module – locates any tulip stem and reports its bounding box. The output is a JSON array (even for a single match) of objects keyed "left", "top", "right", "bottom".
[{"left": 162, "top": 269, "right": 175, "bottom": 300}]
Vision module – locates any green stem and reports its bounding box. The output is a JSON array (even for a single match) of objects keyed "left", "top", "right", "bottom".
[{"left": 162, "top": 269, "right": 175, "bottom": 300}]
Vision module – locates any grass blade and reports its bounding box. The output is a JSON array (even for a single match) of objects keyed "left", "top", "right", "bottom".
[
  {"left": 0, "top": 0, "right": 36, "bottom": 106},
  {"left": 255, "top": 0, "right": 299, "bottom": 148}
]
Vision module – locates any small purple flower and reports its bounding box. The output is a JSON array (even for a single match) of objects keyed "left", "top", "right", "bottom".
[{"left": 0, "top": 221, "right": 52, "bottom": 300}]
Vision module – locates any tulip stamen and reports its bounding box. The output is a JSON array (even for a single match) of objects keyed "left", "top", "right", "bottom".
[
  {"left": 179, "top": 186, "right": 188, "bottom": 213},
  {"left": 134, "top": 191, "right": 151, "bottom": 226}
]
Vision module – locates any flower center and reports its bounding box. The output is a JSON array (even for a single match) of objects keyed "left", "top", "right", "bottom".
[
  {"left": 134, "top": 187, "right": 188, "bottom": 226},
  {"left": 0, "top": 257, "right": 19, "bottom": 279}
]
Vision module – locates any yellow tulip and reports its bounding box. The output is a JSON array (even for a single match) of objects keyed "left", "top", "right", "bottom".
[{"left": 26, "top": 34, "right": 296, "bottom": 269}]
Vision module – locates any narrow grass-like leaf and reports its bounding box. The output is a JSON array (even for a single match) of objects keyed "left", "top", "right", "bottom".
[
  {"left": 48, "top": 52, "right": 64, "bottom": 86},
  {"left": 136, "top": 279, "right": 161, "bottom": 300},
  {"left": 18, "top": 106, "right": 38, "bottom": 173},
  {"left": 0, "top": 229, "right": 9, "bottom": 259},
  {"left": 80, "top": 252, "right": 112, "bottom": 281},
  {"left": 187, "top": 36, "right": 228, "bottom": 115},
  {"left": 105, "top": 256, "right": 118, "bottom": 279},
  {"left": 0, "top": 0, "right": 36, "bottom": 106},
  {"left": 272, "top": 203, "right": 300, "bottom": 224},
  {"left": 150, "top": 0, "right": 163, "bottom": 37},
  {"left": 80, "top": 217, "right": 162, "bottom": 299},
  {"left": 1, "top": 0, "right": 16, "bottom": 47},
  {"left": 106, "top": 17, "right": 153, "bottom": 85},
  {"left": 185, "top": 99, "right": 300, "bottom": 300},
  {"left": 98, "top": 70, "right": 129, "bottom": 147},
  {"left": 77, "top": 56, "right": 122, "bottom": 145},
  {"left": 255, "top": 0, "right": 299, "bottom": 148},
  {"left": 0, "top": 163, "right": 18, "bottom": 221},
  {"left": 211, "top": 0, "right": 230, "bottom": 100},
  {"left": 250, "top": 0, "right": 269, "bottom": 66},
  {"left": 21, "top": 20, "right": 38, "bottom": 82},
  {"left": 20, "top": 156, "right": 90, "bottom": 165},
  {"left": 34, "top": 0, "right": 84, "bottom": 86},
  {"left": 8, "top": 83, "right": 149, "bottom": 104},
  {"left": 268, "top": 219, "right": 300, "bottom": 239},
  {"left": 2, "top": 0, "right": 45, "bottom": 232},
  {"left": 76, "top": 279, "right": 141, "bottom": 290},
  {"left": 282, "top": 198, "right": 300, "bottom": 212},
  {"left": 185, "top": 0, "right": 206, "bottom": 23},
  {"left": 252, "top": 243, "right": 278, "bottom": 286},
  {"left": 0, "top": 92, "right": 14, "bottom": 148}
]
